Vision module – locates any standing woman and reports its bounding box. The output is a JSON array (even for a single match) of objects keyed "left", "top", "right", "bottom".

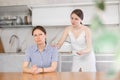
[
  {"left": 56, "top": 9, "right": 96, "bottom": 72},
  {"left": 23, "top": 26, "right": 58, "bottom": 74}
]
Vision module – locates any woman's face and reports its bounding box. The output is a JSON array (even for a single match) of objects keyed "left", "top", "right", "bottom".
[
  {"left": 71, "top": 13, "right": 82, "bottom": 27},
  {"left": 33, "top": 29, "right": 46, "bottom": 45}
]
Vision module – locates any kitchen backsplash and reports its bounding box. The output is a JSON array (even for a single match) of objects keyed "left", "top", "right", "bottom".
[
  {"left": 0, "top": 25, "right": 119, "bottom": 53},
  {"left": 0, "top": 26, "right": 65, "bottom": 53}
]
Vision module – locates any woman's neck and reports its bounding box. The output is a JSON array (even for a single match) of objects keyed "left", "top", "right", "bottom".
[
  {"left": 72, "top": 24, "right": 82, "bottom": 30},
  {"left": 38, "top": 43, "right": 46, "bottom": 52}
]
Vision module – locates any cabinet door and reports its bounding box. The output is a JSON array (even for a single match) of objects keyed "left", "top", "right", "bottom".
[
  {"left": 0, "top": 55, "right": 24, "bottom": 72},
  {"left": 60, "top": 55, "right": 73, "bottom": 72},
  {"left": 96, "top": 54, "right": 115, "bottom": 71},
  {"left": 32, "top": 6, "right": 73, "bottom": 26},
  {"left": 96, "top": 62, "right": 114, "bottom": 71},
  {"left": 61, "top": 62, "right": 72, "bottom": 72}
]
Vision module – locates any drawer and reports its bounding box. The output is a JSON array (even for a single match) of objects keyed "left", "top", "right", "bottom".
[
  {"left": 61, "top": 62, "right": 72, "bottom": 72},
  {"left": 61, "top": 56, "right": 73, "bottom": 61}
]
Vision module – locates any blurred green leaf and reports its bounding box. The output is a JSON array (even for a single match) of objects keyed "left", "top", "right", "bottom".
[
  {"left": 106, "top": 69, "right": 116, "bottom": 78},
  {"left": 115, "top": 48, "right": 120, "bottom": 61},
  {"left": 94, "top": 0, "right": 105, "bottom": 11},
  {"left": 91, "top": 15, "right": 104, "bottom": 30},
  {"left": 93, "top": 31, "right": 119, "bottom": 53}
]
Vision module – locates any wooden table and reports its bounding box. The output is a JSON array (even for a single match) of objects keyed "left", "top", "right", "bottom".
[{"left": 0, "top": 72, "right": 120, "bottom": 80}]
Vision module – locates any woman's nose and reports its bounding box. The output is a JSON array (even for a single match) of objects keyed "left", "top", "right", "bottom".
[
  {"left": 37, "top": 35, "right": 43, "bottom": 40},
  {"left": 36, "top": 36, "right": 41, "bottom": 39},
  {"left": 72, "top": 19, "right": 75, "bottom": 22}
]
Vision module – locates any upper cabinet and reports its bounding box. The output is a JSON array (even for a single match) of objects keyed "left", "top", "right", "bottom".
[
  {"left": 0, "top": 5, "right": 32, "bottom": 27},
  {"left": 32, "top": 5, "right": 72, "bottom": 26},
  {"left": 31, "top": 1, "right": 120, "bottom": 26},
  {"left": 0, "top": 0, "right": 119, "bottom": 27}
]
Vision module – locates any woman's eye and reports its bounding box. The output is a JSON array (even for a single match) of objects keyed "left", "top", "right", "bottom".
[
  {"left": 33, "top": 33, "right": 43, "bottom": 37},
  {"left": 71, "top": 17, "right": 73, "bottom": 20},
  {"left": 75, "top": 18, "right": 78, "bottom": 20},
  {"left": 33, "top": 34, "right": 37, "bottom": 37},
  {"left": 39, "top": 34, "right": 43, "bottom": 36}
]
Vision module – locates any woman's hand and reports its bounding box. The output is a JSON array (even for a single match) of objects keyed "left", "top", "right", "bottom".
[
  {"left": 51, "top": 43, "right": 59, "bottom": 49},
  {"left": 31, "top": 65, "right": 43, "bottom": 74},
  {"left": 31, "top": 65, "right": 39, "bottom": 74},
  {"left": 51, "top": 44, "right": 56, "bottom": 47},
  {"left": 76, "top": 51, "right": 84, "bottom": 55},
  {"left": 77, "top": 49, "right": 90, "bottom": 55}
]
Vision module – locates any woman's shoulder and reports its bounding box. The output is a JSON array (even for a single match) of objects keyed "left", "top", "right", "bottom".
[
  {"left": 48, "top": 44, "right": 57, "bottom": 50},
  {"left": 47, "top": 44, "right": 58, "bottom": 53},
  {"left": 65, "top": 26, "right": 71, "bottom": 29},
  {"left": 83, "top": 25, "right": 91, "bottom": 32},
  {"left": 64, "top": 26, "right": 72, "bottom": 32}
]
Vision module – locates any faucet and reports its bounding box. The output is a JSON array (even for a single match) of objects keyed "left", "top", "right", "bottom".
[{"left": 9, "top": 35, "right": 21, "bottom": 53}]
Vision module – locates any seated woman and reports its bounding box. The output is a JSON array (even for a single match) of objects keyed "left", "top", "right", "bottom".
[{"left": 22, "top": 26, "right": 58, "bottom": 74}]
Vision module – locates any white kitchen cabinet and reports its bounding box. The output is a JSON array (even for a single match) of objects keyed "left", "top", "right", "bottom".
[
  {"left": 32, "top": 6, "right": 72, "bottom": 26},
  {"left": 58, "top": 53, "right": 72, "bottom": 72},
  {"left": 0, "top": 52, "right": 115, "bottom": 72},
  {"left": 0, "top": 54, "right": 24, "bottom": 72},
  {"left": 59, "top": 52, "right": 115, "bottom": 72},
  {"left": 95, "top": 53, "right": 115, "bottom": 71},
  {"left": 0, "top": 5, "right": 32, "bottom": 28},
  {"left": 31, "top": 1, "right": 119, "bottom": 26}
]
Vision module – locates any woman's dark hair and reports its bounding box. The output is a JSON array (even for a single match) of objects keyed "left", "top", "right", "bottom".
[
  {"left": 71, "top": 9, "right": 84, "bottom": 22},
  {"left": 32, "top": 25, "right": 46, "bottom": 36}
]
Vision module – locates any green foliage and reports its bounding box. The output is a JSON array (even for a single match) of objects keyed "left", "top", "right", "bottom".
[
  {"left": 91, "top": 14, "right": 104, "bottom": 30},
  {"left": 93, "top": 31, "right": 119, "bottom": 52},
  {"left": 115, "top": 48, "right": 120, "bottom": 61},
  {"left": 94, "top": 0, "right": 105, "bottom": 11}
]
